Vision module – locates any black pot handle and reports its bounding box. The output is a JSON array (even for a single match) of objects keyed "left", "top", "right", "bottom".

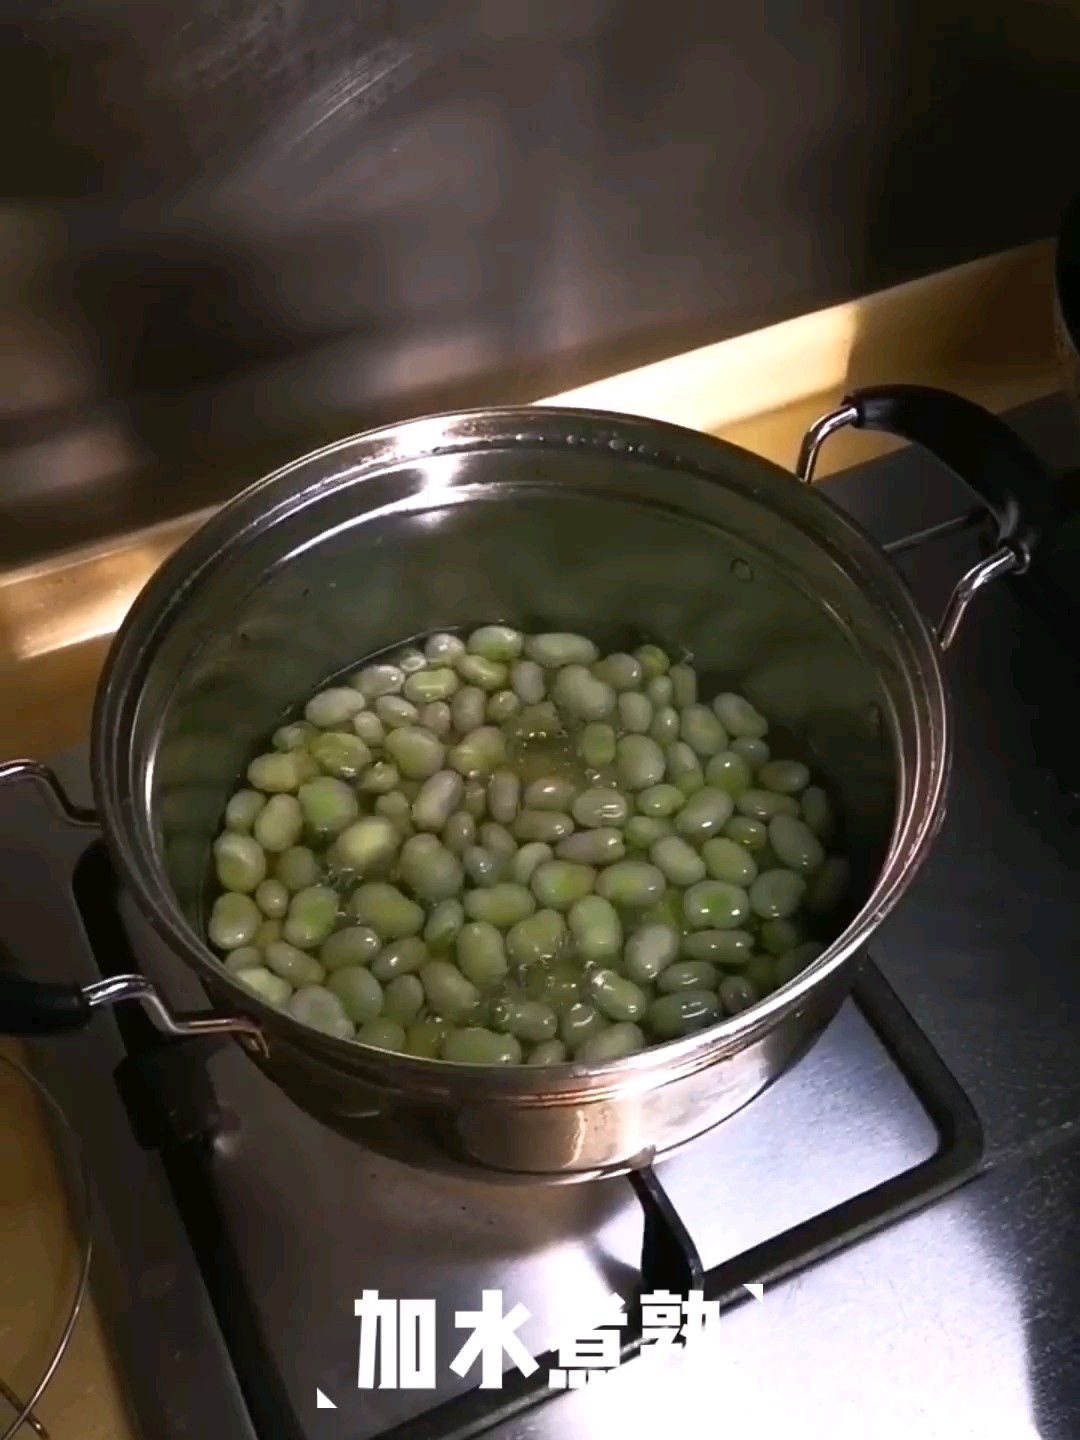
[
  {"left": 0, "top": 968, "right": 92, "bottom": 1034},
  {"left": 796, "top": 384, "right": 1048, "bottom": 648}
]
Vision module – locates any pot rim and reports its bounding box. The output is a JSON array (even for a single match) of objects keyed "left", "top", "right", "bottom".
[{"left": 90, "top": 404, "right": 951, "bottom": 1098}]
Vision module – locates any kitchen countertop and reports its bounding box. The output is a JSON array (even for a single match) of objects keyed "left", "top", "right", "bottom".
[{"left": 0, "top": 238, "right": 1069, "bottom": 1440}]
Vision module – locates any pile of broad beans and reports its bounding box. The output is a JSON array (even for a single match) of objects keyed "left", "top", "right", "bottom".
[{"left": 206, "top": 627, "right": 850, "bottom": 1065}]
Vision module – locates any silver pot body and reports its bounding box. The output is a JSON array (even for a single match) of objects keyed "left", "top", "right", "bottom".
[{"left": 90, "top": 406, "right": 949, "bottom": 1182}]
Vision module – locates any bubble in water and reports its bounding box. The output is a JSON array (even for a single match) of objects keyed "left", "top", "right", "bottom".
[
  {"left": 608, "top": 437, "right": 628, "bottom": 452},
  {"left": 731, "top": 558, "right": 754, "bottom": 582}
]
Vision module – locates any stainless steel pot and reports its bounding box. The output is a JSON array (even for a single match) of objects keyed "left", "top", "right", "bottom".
[{"left": 0, "top": 386, "right": 1046, "bottom": 1182}]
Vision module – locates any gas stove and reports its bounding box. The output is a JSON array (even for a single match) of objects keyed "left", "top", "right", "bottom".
[{"left": 6, "top": 392, "right": 1080, "bottom": 1440}]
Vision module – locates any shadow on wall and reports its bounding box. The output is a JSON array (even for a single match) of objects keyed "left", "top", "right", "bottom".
[{"left": 1, "top": 1, "right": 1080, "bottom": 567}]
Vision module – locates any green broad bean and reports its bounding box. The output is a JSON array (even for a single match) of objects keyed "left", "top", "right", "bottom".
[
  {"left": 658, "top": 960, "right": 719, "bottom": 993},
  {"left": 647, "top": 990, "right": 720, "bottom": 1039},
  {"left": 595, "top": 861, "right": 666, "bottom": 909},
  {"left": 405, "top": 1016, "right": 452, "bottom": 1057},
  {"left": 528, "top": 962, "right": 583, "bottom": 1012},
  {"left": 350, "top": 882, "right": 424, "bottom": 939},
  {"left": 577, "top": 1021, "right": 645, "bottom": 1062},
  {"left": 424, "top": 899, "right": 465, "bottom": 952},
  {"left": 466, "top": 625, "right": 525, "bottom": 661},
  {"left": 735, "top": 788, "right": 800, "bottom": 821},
  {"left": 528, "top": 1039, "right": 568, "bottom": 1065},
  {"left": 265, "top": 940, "right": 326, "bottom": 985},
  {"left": 525, "top": 632, "right": 599, "bottom": 667},
  {"left": 759, "top": 759, "right": 811, "bottom": 795},
  {"left": 225, "top": 789, "right": 266, "bottom": 832},
  {"left": 624, "top": 816, "right": 673, "bottom": 849},
  {"left": 332, "top": 817, "right": 399, "bottom": 873},
  {"left": 593, "top": 652, "right": 642, "bottom": 690},
  {"left": 511, "top": 659, "right": 546, "bottom": 704},
  {"left": 253, "top": 919, "right": 282, "bottom": 948},
  {"left": 326, "top": 965, "right": 385, "bottom": 1022},
  {"left": 589, "top": 968, "right": 647, "bottom": 1021},
  {"left": 208, "top": 892, "right": 261, "bottom": 949},
  {"left": 647, "top": 675, "right": 674, "bottom": 706},
  {"left": 636, "top": 784, "right": 684, "bottom": 818},
  {"left": 399, "top": 835, "right": 465, "bottom": 902},
  {"left": 320, "top": 925, "right": 382, "bottom": 970},
  {"left": 511, "top": 841, "right": 554, "bottom": 885},
  {"left": 213, "top": 833, "right": 267, "bottom": 892},
  {"left": 556, "top": 828, "right": 625, "bottom": 865},
  {"left": 235, "top": 967, "right": 292, "bottom": 1006},
  {"left": 704, "top": 750, "right": 753, "bottom": 795},
  {"left": 254, "top": 793, "right": 304, "bottom": 852},
  {"left": 421, "top": 960, "right": 482, "bottom": 1020},
  {"left": 273, "top": 721, "right": 316, "bottom": 751},
  {"left": 513, "top": 701, "right": 562, "bottom": 739},
  {"left": 413, "top": 771, "right": 465, "bottom": 832},
  {"left": 531, "top": 862, "right": 597, "bottom": 911},
  {"left": 506, "top": 909, "right": 567, "bottom": 966},
  {"left": 617, "top": 691, "right": 653, "bottom": 734},
  {"left": 673, "top": 786, "right": 734, "bottom": 839},
  {"left": 352, "top": 663, "right": 405, "bottom": 700},
  {"left": 371, "top": 937, "right": 428, "bottom": 982},
  {"left": 800, "top": 785, "right": 835, "bottom": 839},
  {"left": 456, "top": 921, "right": 509, "bottom": 986},
  {"left": 425, "top": 632, "right": 466, "bottom": 663},
  {"left": 669, "top": 663, "right": 697, "bottom": 707},
  {"left": 248, "top": 751, "right": 312, "bottom": 794},
  {"left": 682, "top": 880, "right": 750, "bottom": 931},
  {"left": 775, "top": 942, "right": 825, "bottom": 984},
  {"left": 353, "top": 712, "right": 386, "bottom": 747},
  {"left": 361, "top": 761, "right": 401, "bottom": 795},
  {"left": 568, "top": 895, "right": 622, "bottom": 962},
  {"left": 559, "top": 1001, "right": 608, "bottom": 1051},
  {"left": 394, "top": 646, "right": 427, "bottom": 674},
  {"left": 486, "top": 691, "right": 520, "bottom": 724},
  {"left": 448, "top": 726, "right": 506, "bottom": 777},
  {"left": 719, "top": 975, "right": 759, "bottom": 1014},
  {"left": 679, "top": 703, "right": 728, "bottom": 757},
  {"left": 451, "top": 685, "right": 487, "bottom": 734},
  {"left": 286, "top": 985, "right": 354, "bottom": 1038},
  {"left": 768, "top": 815, "right": 825, "bottom": 874},
  {"left": 805, "top": 857, "right": 850, "bottom": 916},
  {"left": 730, "top": 736, "right": 770, "bottom": 768},
  {"left": 487, "top": 771, "right": 521, "bottom": 825},
  {"left": 374, "top": 792, "right": 413, "bottom": 838},
  {"left": 712, "top": 692, "right": 768, "bottom": 738},
  {"left": 274, "top": 845, "right": 321, "bottom": 890},
  {"left": 464, "top": 846, "right": 502, "bottom": 887},
  {"left": 385, "top": 725, "right": 445, "bottom": 779},
  {"left": 722, "top": 816, "right": 769, "bottom": 851},
  {"left": 255, "top": 877, "right": 289, "bottom": 918},
  {"left": 456, "top": 654, "right": 509, "bottom": 691},
  {"left": 479, "top": 823, "right": 517, "bottom": 864},
  {"left": 749, "top": 868, "right": 807, "bottom": 919},
  {"left": 491, "top": 997, "right": 558, "bottom": 1043},
  {"left": 745, "top": 953, "right": 779, "bottom": 994},
  {"left": 664, "top": 741, "right": 704, "bottom": 794},
  {"left": 572, "top": 787, "right": 630, "bottom": 828},
  {"left": 615, "top": 735, "right": 666, "bottom": 791},
  {"left": 309, "top": 731, "right": 372, "bottom": 781},
  {"left": 464, "top": 883, "right": 536, "bottom": 928},
  {"left": 651, "top": 835, "right": 706, "bottom": 886},
  {"left": 623, "top": 923, "right": 679, "bottom": 982},
  {"left": 578, "top": 723, "right": 617, "bottom": 769},
  {"left": 760, "top": 918, "right": 802, "bottom": 956},
  {"left": 298, "top": 777, "right": 359, "bottom": 836},
  {"left": 681, "top": 929, "right": 755, "bottom": 964},
  {"left": 283, "top": 885, "right": 339, "bottom": 948},
  {"left": 524, "top": 777, "right": 577, "bottom": 811},
  {"left": 305, "top": 687, "right": 366, "bottom": 728},
  {"left": 635, "top": 644, "right": 670, "bottom": 679},
  {"left": 224, "top": 946, "right": 263, "bottom": 975},
  {"left": 552, "top": 665, "right": 615, "bottom": 721},
  {"left": 513, "top": 809, "right": 575, "bottom": 843},
  {"left": 419, "top": 701, "right": 453, "bottom": 736},
  {"left": 355, "top": 1018, "right": 407, "bottom": 1051},
  {"left": 442, "top": 811, "right": 476, "bottom": 856},
  {"left": 701, "top": 836, "right": 758, "bottom": 886},
  {"left": 441, "top": 1027, "right": 522, "bottom": 1065},
  {"left": 649, "top": 705, "right": 681, "bottom": 745},
  {"left": 403, "top": 667, "right": 459, "bottom": 704}
]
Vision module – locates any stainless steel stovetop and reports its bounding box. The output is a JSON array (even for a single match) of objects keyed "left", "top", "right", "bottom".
[{"left": 6, "top": 393, "right": 1080, "bottom": 1440}]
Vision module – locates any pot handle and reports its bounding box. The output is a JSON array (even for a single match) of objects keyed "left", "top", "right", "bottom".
[
  {"left": 796, "top": 384, "right": 1047, "bottom": 649},
  {"left": 0, "top": 759, "right": 266, "bottom": 1053}
]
